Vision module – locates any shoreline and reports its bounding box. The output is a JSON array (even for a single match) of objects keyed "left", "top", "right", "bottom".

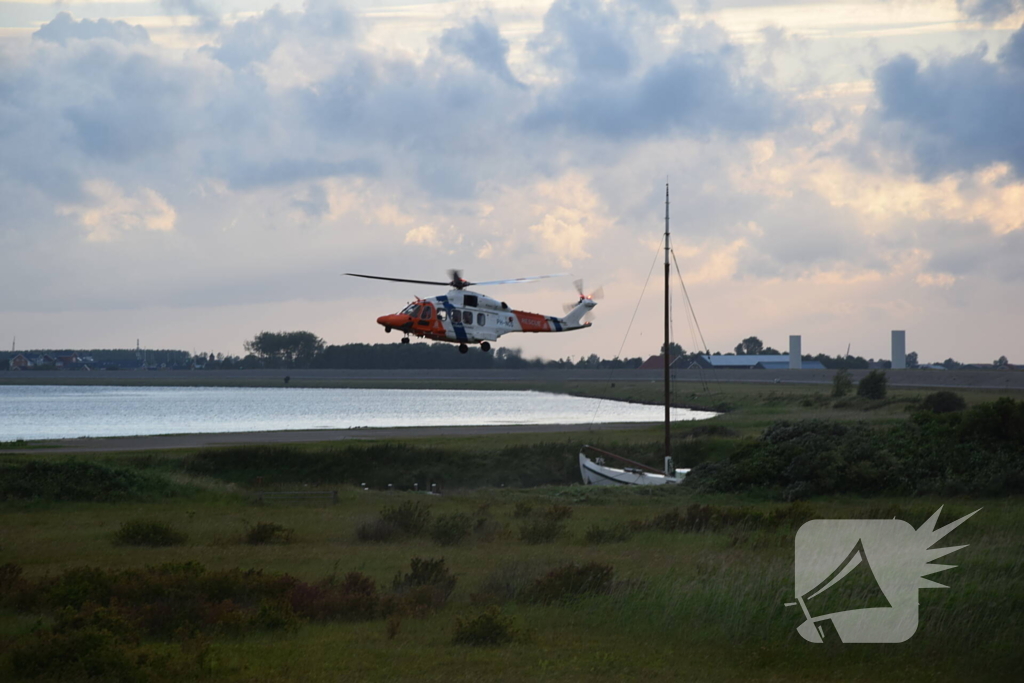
[{"left": 0, "top": 421, "right": 658, "bottom": 454}]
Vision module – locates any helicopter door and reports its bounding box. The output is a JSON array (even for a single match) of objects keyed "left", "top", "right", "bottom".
[{"left": 416, "top": 304, "right": 434, "bottom": 328}]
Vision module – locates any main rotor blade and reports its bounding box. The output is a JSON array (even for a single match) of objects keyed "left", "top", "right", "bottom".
[
  {"left": 344, "top": 273, "right": 451, "bottom": 287},
  {"left": 472, "top": 273, "right": 570, "bottom": 287}
]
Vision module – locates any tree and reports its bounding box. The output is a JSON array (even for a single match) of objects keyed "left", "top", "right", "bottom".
[
  {"left": 942, "top": 357, "right": 961, "bottom": 370},
  {"left": 661, "top": 342, "right": 685, "bottom": 357},
  {"left": 906, "top": 351, "right": 919, "bottom": 369},
  {"left": 994, "top": 355, "right": 1009, "bottom": 367},
  {"left": 244, "top": 331, "right": 325, "bottom": 368},
  {"left": 857, "top": 370, "right": 888, "bottom": 400},
  {"left": 734, "top": 336, "right": 764, "bottom": 355},
  {"left": 831, "top": 369, "right": 853, "bottom": 398}
]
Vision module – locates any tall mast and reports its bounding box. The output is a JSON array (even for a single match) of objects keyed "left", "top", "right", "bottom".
[{"left": 664, "top": 183, "right": 671, "bottom": 465}]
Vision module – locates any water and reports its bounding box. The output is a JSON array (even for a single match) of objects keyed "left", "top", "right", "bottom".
[{"left": 0, "top": 385, "right": 717, "bottom": 441}]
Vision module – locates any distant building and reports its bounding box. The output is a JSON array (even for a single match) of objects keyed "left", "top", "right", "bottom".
[
  {"left": 690, "top": 355, "right": 826, "bottom": 370},
  {"left": 9, "top": 353, "right": 30, "bottom": 370}
]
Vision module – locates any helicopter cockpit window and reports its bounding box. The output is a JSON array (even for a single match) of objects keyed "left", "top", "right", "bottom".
[
  {"left": 420, "top": 306, "right": 432, "bottom": 320},
  {"left": 402, "top": 303, "right": 420, "bottom": 317},
  {"left": 477, "top": 313, "right": 485, "bottom": 326},
  {"left": 462, "top": 310, "right": 473, "bottom": 326}
]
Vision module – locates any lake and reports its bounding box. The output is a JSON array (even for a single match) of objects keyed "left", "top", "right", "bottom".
[{"left": 0, "top": 385, "right": 717, "bottom": 441}]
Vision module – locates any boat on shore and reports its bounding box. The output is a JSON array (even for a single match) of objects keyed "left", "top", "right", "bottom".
[
  {"left": 579, "top": 184, "right": 688, "bottom": 486},
  {"left": 578, "top": 445, "right": 688, "bottom": 486}
]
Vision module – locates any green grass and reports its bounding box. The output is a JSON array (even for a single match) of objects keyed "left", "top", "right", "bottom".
[
  {"left": 1, "top": 381, "right": 1023, "bottom": 681},
  {"left": 2, "top": 488, "right": 1022, "bottom": 681}
]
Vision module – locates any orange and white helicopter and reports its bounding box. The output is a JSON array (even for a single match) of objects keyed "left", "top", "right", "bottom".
[{"left": 345, "top": 270, "right": 602, "bottom": 353}]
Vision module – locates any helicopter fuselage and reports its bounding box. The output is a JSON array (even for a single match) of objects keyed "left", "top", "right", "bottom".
[{"left": 376, "top": 289, "right": 594, "bottom": 348}]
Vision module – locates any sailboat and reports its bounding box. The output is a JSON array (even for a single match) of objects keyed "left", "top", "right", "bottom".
[{"left": 579, "top": 184, "right": 689, "bottom": 486}]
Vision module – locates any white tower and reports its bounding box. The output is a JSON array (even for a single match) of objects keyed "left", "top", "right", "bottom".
[
  {"left": 891, "top": 330, "right": 906, "bottom": 370},
  {"left": 789, "top": 335, "right": 802, "bottom": 369}
]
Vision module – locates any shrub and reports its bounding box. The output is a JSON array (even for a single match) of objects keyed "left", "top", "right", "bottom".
[
  {"left": 920, "top": 391, "right": 967, "bottom": 414},
  {"left": 112, "top": 520, "right": 187, "bottom": 547},
  {"left": 387, "top": 558, "right": 457, "bottom": 615},
  {"left": 287, "top": 573, "right": 379, "bottom": 622},
  {"left": 245, "top": 522, "right": 293, "bottom": 545},
  {"left": 452, "top": 606, "right": 522, "bottom": 646},
  {"left": 831, "top": 369, "right": 853, "bottom": 398},
  {"left": 583, "top": 523, "right": 633, "bottom": 544},
  {"left": 542, "top": 504, "right": 573, "bottom": 522},
  {"left": 0, "top": 461, "right": 182, "bottom": 502},
  {"left": 511, "top": 501, "right": 533, "bottom": 518},
  {"left": 857, "top": 370, "right": 888, "bottom": 400},
  {"left": 9, "top": 628, "right": 142, "bottom": 682},
  {"left": 379, "top": 501, "right": 432, "bottom": 536},
  {"left": 518, "top": 518, "right": 564, "bottom": 544},
  {"left": 525, "top": 562, "right": 614, "bottom": 605},
  {"left": 430, "top": 512, "right": 473, "bottom": 546},
  {"left": 355, "top": 518, "right": 400, "bottom": 543}
]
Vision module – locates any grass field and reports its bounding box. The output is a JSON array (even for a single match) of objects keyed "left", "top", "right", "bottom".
[{"left": 1, "top": 380, "right": 1022, "bottom": 682}]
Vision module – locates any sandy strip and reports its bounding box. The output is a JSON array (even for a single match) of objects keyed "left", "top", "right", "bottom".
[{"left": 3, "top": 422, "right": 653, "bottom": 454}]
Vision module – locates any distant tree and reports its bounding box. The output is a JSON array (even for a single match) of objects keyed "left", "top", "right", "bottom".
[
  {"left": 762, "top": 347, "right": 782, "bottom": 355},
  {"left": 244, "top": 331, "right": 325, "bottom": 368},
  {"left": 942, "top": 358, "right": 962, "bottom": 370},
  {"left": 920, "top": 391, "right": 967, "bottom": 414},
  {"left": 906, "top": 351, "right": 919, "bottom": 369},
  {"left": 661, "top": 342, "right": 685, "bottom": 357},
  {"left": 831, "top": 369, "right": 853, "bottom": 398},
  {"left": 857, "top": 370, "right": 888, "bottom": 400},
  {"left": 734, "top": 336, "right": 764, "bottom": 355},
  {"left": 994, "top": 355, "right": 1009, "bottom": 367}
]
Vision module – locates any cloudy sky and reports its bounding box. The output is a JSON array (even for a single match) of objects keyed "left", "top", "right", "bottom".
[{"left": 1, "top": 0, "right": 1022, "bottom": 363}]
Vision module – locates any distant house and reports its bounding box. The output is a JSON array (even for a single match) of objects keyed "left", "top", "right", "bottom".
[
  {"left": 690, "top": 355, "right": 826, "bottom": 370},
  {"left": 9, "top": 353, "right": 30, "bottom": 370}
]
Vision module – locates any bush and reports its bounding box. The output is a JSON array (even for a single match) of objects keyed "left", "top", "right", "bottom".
[
  {"left": 430, "top": 512, "right": 473, "bottom": 546},
  {"left": 511, "top": 501, "right": 533, "bottom": 518},
  {"left": 288, "top": 572, "right": 379, "bottom": 621},
  {"left": 920, "top": 391, "right": 967, "bottom": 414},
  {"left": 113, "top": 520, "right": 188, "bottom": 547},
  {"left": 831, "top": 369, "right": 853, "bottom": 398},
  {"left": 387, "top": 558, "right": 457, "bottom": 615},
  {"left": 542, "top": 504, "right": 573, "bottom": 522},
  {"left": 452, "top": 606, "right": 522, "bottom": 646},
  {"left": 583, "top": 523, "right": 633, "bottom": 544},
  {"left": 245, "top": 522, "right": 293, "bottom": 545},
  {"left": 379, "top": 501, "right": 432, "bottom": 536},
  {"left": 0, "top": 461, "right": 182, "bottom": 502},
  {"left": 355, "top": 518, "right": 400, "bottom": 543},
  {"left": 518, "top": 518, "right": 564, "bottom": 544},
  {"left": 525, "top": 562, "right": 614, "bottom": 605},
  {"left": 857, "top": 370, "right": 888, "bottom": 400}
]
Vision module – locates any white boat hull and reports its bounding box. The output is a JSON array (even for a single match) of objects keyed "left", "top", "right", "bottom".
[{"left": 578, "top": 452, "right": 688, "bottom": 486}]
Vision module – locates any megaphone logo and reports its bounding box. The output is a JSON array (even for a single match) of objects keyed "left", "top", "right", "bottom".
[{"left": 788, "top": 507, "right": 978, "bottom": 643}]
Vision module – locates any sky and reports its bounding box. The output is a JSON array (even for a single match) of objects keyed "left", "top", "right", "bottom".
[{"left": 1, "top": 0, "right": 1022, "bottom": 364}]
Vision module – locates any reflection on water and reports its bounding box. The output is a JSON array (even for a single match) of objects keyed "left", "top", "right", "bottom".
[{"left": 0, "top": 385, "right": 717, "bottom": 441}]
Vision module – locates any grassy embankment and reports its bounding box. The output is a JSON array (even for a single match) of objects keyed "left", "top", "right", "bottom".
[{"left": 1, "top": 381, "right": 1022, "bottom": 681}]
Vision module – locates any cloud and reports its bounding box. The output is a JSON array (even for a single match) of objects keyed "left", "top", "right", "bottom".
[
  {"left": 33, "top": 12, "right": 150, "bottom": 46},
  {"left": 869, "top": 25, "right": 1024, "bottom": 178},
  {"left": 957, "top": 0, "right": 1024, "bottom": 22},
  {"left": 57, "top": 180, "right": 176, "bottom": 242},
  {"left": 439, "top": 17, "right": 524, "bottom": 88}
]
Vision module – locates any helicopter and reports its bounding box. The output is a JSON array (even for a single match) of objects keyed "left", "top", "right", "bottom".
[{"left": 345, "top": 270, "right": 602, "bottom": 353}]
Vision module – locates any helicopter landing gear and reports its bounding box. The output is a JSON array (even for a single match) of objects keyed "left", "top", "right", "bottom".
[
  {"left": 480, "top": 342, "right": 491, "bottom": 352},
  {"left": 458, "top": 343, "right": 469, "bottom": 354},
  {"left": 401, "top": 336, "right": 410, "bottom": 344},
  {"left": 384, "top": 326, "right": 391, "bottom": 333}
]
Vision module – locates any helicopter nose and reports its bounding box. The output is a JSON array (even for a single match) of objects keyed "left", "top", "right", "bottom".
[{"left": 377, "top": 314, "right": 405, "bottom": 328}]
